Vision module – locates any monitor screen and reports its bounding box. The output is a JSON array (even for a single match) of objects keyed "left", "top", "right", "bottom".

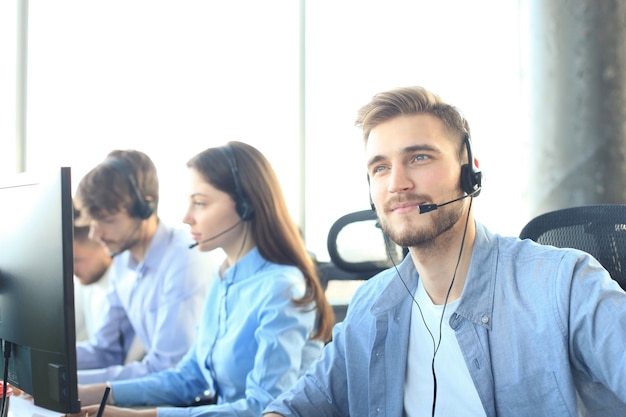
[{"left": 0, "top": 167, "right": 81, "bottom": 413}]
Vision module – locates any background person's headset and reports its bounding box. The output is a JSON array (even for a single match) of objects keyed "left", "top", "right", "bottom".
[
  {"left": 104, "top": 156, "right": 155, "bottom": 220},
  {"left": 219, "top": 146, "right": 255, "bottom": 221}
]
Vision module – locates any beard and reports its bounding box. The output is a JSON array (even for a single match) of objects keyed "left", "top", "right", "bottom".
[
  {"left": 379, "top": 201, "right": 465, "bottom": 249},
  {"left": 103, "top": 223, "right": 143, "bottom": 257}
]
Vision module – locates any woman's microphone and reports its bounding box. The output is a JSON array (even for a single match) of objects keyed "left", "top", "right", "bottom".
[{"left": 188, "top": 220, "right": 243, "bottom": 249}]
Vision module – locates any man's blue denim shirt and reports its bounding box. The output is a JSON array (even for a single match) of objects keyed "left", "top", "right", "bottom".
[{"left": 267, "top": 222, "right": 626, "bottom": 417}]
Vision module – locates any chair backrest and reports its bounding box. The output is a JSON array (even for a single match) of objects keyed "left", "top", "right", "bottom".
[
  {"left": 326, "top": 210, "right": 398, "bottom": 279},
  {"left": 519, "top": 204, "right": 626, "bottom": 290},
  {"left": 317, "top": 209, "right": 405, "bottom": 283},
  {"left": 315, "top": 209, "right": 406, "bottom": 323}
]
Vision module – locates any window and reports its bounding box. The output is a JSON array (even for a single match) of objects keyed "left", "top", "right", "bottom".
[{"left": 17, "top": 0, "right": 525, "bottom": 261}]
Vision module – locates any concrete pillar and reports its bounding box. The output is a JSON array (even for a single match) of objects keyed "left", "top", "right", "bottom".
[{"left": 525, "top": 0, "right": 626, "bottom": 216}]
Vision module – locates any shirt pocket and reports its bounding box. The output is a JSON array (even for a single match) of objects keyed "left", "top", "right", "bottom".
[{"left": 495, "top": 371, "right": 572, "bottom": 417}]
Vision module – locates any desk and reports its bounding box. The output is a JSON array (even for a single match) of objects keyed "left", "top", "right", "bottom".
[{"left": 7, "top": 395, "right": 62, "bottom": 417}]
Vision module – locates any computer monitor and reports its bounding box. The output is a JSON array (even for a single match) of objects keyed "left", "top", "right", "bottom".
[{"left": 0, "top": 167, "right": 81, "bottom": 413}]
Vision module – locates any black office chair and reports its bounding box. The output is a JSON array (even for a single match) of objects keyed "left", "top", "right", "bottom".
[
  {"left": 519, "top": 204, "right": 626, "bottom": 290},
  {"left": 317, "top": 210, "right": 404, "bottom": 283},
  {"left": 317, "top": 209, "right": 406, "bottom": 322}
]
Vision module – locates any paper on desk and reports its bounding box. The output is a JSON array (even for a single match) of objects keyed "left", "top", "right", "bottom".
[{"left": 7, "top": 395, "right": 62, "bottom": 417}]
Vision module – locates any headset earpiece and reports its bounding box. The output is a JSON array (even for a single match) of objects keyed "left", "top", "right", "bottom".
[
  {"left": 220, "top": 146, "right": 255, "bottom": 221},
  {"left": 134, "top": 197, "right": 155, "bottom": 220},
  {"left": 460, "top": 134, "right": 482, "bottom": 197},
  {"left": 105, "top": 157, "right": 155, "bottom": 220}
]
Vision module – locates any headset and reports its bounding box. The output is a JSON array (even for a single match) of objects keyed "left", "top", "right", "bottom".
[
  {"left": 460, "top": 133, "right": 482, "bottom": 197},
  {"left": 104, "top": 156, "right": 155, "bottom": 220},
  {"left": 219, "top": 146, "right": 255, "bottom": 221}
]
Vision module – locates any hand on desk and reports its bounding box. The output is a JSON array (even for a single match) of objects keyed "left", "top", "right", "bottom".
[
  {"left": 75, "top": 384, "right": 156, "bottom": 417},
  {"left": 73, "top": 404, "right": 156, "bottom": 417},
  {"left": 78, "top": 384, "right": 110, "bottom": 408}
]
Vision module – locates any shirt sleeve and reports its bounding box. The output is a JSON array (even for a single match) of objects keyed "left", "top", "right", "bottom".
[
  {"left": 166, "top": 278, "right": 317, "bottom": 417},
  {"left": 118, "top": 268, "right": 203, "bottom": 378},
  {"left": 263, "top": 273, "right": 382, "bottom": 417},
  {"left": 115, "top": 267, "right": 320, "bottom": 417},
  {"left": 191, "top": 283, "right": 317, "bottom": 417},
  {"left": 563, "top": 251, "right": 626, "bottom": 403},
  {"left": 76, "top": 235, "right": 210, "bottom": 383},
  {"left": 111, "top": 342, "right": 210, "bottom": 407},
  {"left": 263, "top": 322, "right": 348, "bottom": 417}
]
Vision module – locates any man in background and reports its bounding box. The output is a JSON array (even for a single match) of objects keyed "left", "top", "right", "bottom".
[
  {"left": 73, "top": 221, "right": 112, "bottom": 342},
  {"left": 74, "top": 149, "right": 213, "bottom": 384}
]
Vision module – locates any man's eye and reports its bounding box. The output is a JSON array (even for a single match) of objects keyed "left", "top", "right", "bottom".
[
  {"left": 413, "top": 154, "right": 428, "bottom": 162},
  {"left": 193, "top": 201, "right": 206, "bottom": 207},
  {"left": 373, "top": 165, "right": 387, "bottom": 174}
]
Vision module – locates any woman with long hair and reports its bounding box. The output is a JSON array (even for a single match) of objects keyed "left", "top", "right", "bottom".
[{"left": 78, "top": 141, "right": 334, "bottom": 417}]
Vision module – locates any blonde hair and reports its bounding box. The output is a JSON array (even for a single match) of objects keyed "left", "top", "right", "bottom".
[{"left": 356, "top": 86, "right": 470, "bottom": 159}]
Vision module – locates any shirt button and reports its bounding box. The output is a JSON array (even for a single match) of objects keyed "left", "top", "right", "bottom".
[
  {"left": 450, "top": 314, "right": 460, "bottom": 329},
  {"left": 481, "top": 316, "right": 489, "bottom": 324}
]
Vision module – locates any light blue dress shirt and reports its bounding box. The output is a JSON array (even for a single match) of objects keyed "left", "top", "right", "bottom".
[
  {"left": 111, "top": 247, "right": 323, "bottom": 417},
  {"left": 266, "top": 222, "right": 626, "bottom": 417},
  {"left": 76, "top": 221, "right": 212, "bottom": 383}
]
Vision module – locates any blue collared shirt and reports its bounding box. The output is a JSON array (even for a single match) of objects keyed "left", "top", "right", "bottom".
[
  {"left": 76, "top": 220, "right": 213, "bottom": 383},
  {"left": 266, "top": 222, "right": 626, "bottom": 416},
  {"left": 111, "top": 247, "right": 323, "bottom": 417}
]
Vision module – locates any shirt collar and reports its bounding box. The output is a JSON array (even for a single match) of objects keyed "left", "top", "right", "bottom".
[
  {"left": 371, "top": 221, "right": 498, "bottom": 330},
  {"left": 454, "top": 221, "right": 498, "bottom": 330},
  {"left": 371, "top": 254, "right": 418, "bottom": 314},
  {"left": 221, "top": 247, "right": 265, "bottom": 285}
]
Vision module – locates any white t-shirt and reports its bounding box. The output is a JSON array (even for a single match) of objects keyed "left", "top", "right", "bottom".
[
  {"left": 74, "top": 268, "right": 110, "bottom": 342},
  {"left": 404, "top": 280, "right": 486, "bottom": 416}
]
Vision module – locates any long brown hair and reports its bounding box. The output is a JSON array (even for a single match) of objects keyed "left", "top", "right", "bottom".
[{"left": 187, "top": 141, "right": 334, "bottom": 341}]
